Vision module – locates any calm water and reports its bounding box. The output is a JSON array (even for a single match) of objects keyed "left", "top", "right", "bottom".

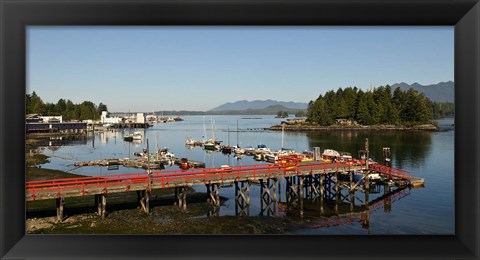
[{"left": 37, "top": 116, "right": 455, "bottom": 234}]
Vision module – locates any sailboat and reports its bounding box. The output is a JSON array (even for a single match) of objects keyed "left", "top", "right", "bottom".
[
  {"left": 233, "top": 120, "right": 245, "bottom": 155},
  {"left": 221, "top": 127, "right": 233, "bottom": 154},
  {"left": 204, "top": 117, "right": 221, "bottom": 151}
]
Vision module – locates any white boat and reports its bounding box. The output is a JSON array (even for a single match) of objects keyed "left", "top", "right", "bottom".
[
  {"left": 185, "top": 138, "right": 196, "bottom": 146},
  {"left": 132, "top": 131, "right": 142, "bottom": 140},
  {"left": 322, "top": 149, "right": 340, "bottom": 158},
  {"left": 244, "top": 146, "right": 255, "bottom": 155},
  {"left": 124, "top": 131, "right": 142, "bottom": 141},
  {"left": 233, "top": 146, "right": 245, "bottom": 155},
  {"left": 265, "top": 149, "right": 297, "bottom": 163},
  {"left": 254, "top": 144, "right": 271, "bottom": 154}
]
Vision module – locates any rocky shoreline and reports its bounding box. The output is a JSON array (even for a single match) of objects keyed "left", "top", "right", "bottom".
[{"left": 267, "top": 124, "right": 438, "bottom": 131}]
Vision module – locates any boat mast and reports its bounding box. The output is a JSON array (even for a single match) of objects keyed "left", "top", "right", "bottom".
[
  {"left": 211, "top": 116, "right": 215, "bottom": 142},
  {"left": 186, "top": 113, "right": 190, "bottom": 140},
  {"left": 227, "top": 127, "right": 230, "bottom": 146},
  {"left": 203, "top": 116, "right": 207, "bottom": 142},
  {"left": 281, "top": 124, "right": 284, "bottom": 150},
  {"left": 236, "top": 120, "right": 239, "bottom": 147}
]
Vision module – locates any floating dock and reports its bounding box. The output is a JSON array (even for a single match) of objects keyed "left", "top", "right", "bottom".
[{"left": 73, "top": 157, "right": 205, "bottom": 170}]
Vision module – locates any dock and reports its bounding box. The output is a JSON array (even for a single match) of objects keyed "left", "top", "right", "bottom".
[
  {"left": 26, "top": 161, "right": 423, "bottom": 221},
  {"left": 110, "top": 123, "right": 151, "bottom": 129},
  {"left": 74, "top": 157, "right": 205, "bottom": 170}
]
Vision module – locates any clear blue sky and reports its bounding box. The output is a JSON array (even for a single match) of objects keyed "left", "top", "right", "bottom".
[{"left": 27, "top": 26, "right": 453, "bottom": 112}]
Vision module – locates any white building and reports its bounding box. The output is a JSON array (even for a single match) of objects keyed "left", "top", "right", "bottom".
[
  {"left": 136, "top": 113, "right": 145, "bottom": 124},
  {"left": 100, "top": 111, "right": 123, "bottom": 124},
  {"left": 39, "top": 115, "right": 62, "bottom": 123}
]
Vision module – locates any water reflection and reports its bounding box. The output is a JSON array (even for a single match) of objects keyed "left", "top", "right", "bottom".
[
  {"left": 306, "top": 131, "right": 432, "bottom": 168},
  {"left": 229, "top": 179, "right": 411, "bottom": 232},
  {"left": 28, "top": 135, "right": 87, "bottom": 148}
]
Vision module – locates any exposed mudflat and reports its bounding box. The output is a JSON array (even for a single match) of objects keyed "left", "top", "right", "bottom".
[
  {"left": 26, "top": 167, "right": 301, "bottom": 234},
  {"left": 26, "top": 198, "right": 300, "bottom": 234}
]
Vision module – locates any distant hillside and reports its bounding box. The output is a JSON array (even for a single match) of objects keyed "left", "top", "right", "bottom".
[
  {"left": 209, "top": 99, "right": 308, "bottom": 112},
  {"left": 391, "top": 81, "right": 454, "bottom": 103},
  {"left": 212, "top": 104, "right": 305, "bottom": 115}
]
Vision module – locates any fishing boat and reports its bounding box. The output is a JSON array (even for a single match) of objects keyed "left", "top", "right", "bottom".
[
  {"left": 254, "top": 144, "right": 271, "bottom": 154},
  {"left": 124, "top": 131, "right": 142, "bottom": 142}
]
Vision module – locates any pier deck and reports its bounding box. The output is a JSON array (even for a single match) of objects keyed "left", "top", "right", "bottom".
[{"left": 26, "top": 161, "right": 422, "bottom": 221}]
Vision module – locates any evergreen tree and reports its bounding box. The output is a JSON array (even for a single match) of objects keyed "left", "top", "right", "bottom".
[
  {"left": 55, "top": 99, "right": 67, "bottom": 114},
  {"left": 97, "top": 102, "right": 108, "bottom": 115}
]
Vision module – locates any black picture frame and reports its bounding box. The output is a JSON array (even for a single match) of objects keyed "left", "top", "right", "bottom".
[{"left": 1, "top": 0, "right": 479, "bottom": 259}]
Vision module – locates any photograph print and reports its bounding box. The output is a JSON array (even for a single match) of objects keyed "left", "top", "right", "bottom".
[{"left": 25, "top": 26, "right": 454, "bottom": 235}]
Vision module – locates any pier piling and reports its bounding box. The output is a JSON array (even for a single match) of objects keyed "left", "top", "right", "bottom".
[{"left": 56, "top": 197, "right": 65, "bottom": 222}]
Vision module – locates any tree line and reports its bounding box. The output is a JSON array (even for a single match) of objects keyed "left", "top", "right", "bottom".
[
  {"left": 26, "top": 91, "right": 108, "bottom": 121},
  {"left": 307, "top": 86, "right": 454, "bottom": 126}
]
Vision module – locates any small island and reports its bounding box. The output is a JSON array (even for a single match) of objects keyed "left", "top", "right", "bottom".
[{"left": 268, "top": 86, "right": 453, "bottom": 131}]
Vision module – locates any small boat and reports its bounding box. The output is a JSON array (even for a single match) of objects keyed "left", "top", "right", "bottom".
[
  {"left": 179, "top": 158, "right": 192, "bottom": 170},
  {"left": 233, "top": 146, "right": 245, "bottom": 155},
  {"left": 221, "top": 145, "right": 233, "bottom": 154},
  {"left": 203, "top": 141, "right": 216, "bottom": 151},
  {"left": 243, "top": 146, "right": 255, "bottom": 155},
  {"left": 322, "top": 149, "right": 340, "bottom": 161},
  {"left": 254, "top": 144, "right": 271, "bottom": 154},
  {"left": 125, "top": 131, "right": 143, "bottom": 141},
  {"left": 185, "top": 138, "right": 196, "bottom": 146},
  {"left": 132, "top": 131, "right": 142, "bottom": 140}
]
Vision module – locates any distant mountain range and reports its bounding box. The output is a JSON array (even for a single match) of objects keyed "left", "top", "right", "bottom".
[
  {"left": 391, "top": 81, "right": 454, "bottom": 103},
  {"left": 211, "top": 104, "right": 305, "bottom": 115},
  {"left": 209, "top": 99, "right": 308, "bottom": 112}
]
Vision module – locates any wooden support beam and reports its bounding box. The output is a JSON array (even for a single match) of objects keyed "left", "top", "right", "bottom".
[
  {"left": 98, "top": 194, "right": 106, "bottom": 219},
  {"left": 56, "top": 197, "right": 65, "bottom": 222},
  {"left": 206, "top": 184, "right": 211, "bottom": 203},
  {"left": 178, "top": 186, "right": 187, "bottom": 210},
  {"left": 96, "top": 194, "right": 102, "bottom": 216},
  {"left": 299, "top": 176, "right": 304, "bottom": 217},
  {"left": 235, "top": 181, "right": 250, "bottom": 216},
  {"left": 208, "top": 184, "right": 220, "bottom": 207},
  {"left": 139, "top": 190, "right": 150, "bottom": 214}
]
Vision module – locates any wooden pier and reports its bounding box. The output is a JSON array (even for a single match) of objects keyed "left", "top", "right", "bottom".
[{"left": 26, "top": 160, "right": 422, "bottom": 222}]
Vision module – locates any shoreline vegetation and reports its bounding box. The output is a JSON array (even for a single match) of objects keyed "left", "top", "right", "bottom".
[
  {"left": 267, "top": 123, "right": 438, "bottom": 131},
  {"left": 305, "top": 85, "right": 453, "bottom": 129}
]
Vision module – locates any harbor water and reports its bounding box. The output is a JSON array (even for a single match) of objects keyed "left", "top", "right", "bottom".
[{"left": 34, "top": 116, "right": 455, "bottom": 234}]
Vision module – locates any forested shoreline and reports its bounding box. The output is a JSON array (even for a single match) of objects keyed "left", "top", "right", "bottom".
[
  {"left": 26, "top": 91, "right": 108, "bottom": 121},
  {"left": 306, "top": 86, "right": 454, "bottom": 126}
]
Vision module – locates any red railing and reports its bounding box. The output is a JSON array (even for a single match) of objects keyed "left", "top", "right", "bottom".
[
  {"left": 26, "top": 162, "right": 366, "bottom": 201},
  {"left": 368, "top": 163, "right": 411, "bottom": 179}
]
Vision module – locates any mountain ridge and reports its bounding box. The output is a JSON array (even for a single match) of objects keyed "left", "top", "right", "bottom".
[
  {"left": 391, "top": 81, "right": 454, "bottom": 102},
  {"left": 209, "top": 99, "right": 308, "bottom": 111}
]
